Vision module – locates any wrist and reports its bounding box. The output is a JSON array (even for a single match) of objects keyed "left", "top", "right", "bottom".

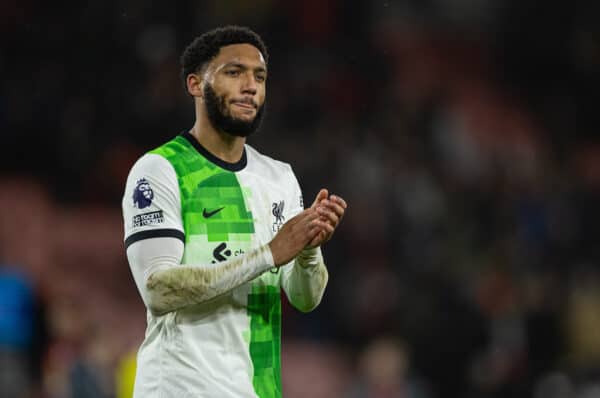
[
  {"left": 263, "top": 243, "right": 276, "bottom": 268},
  {"left": 268, "top": 240, "right": 284, "bottom": 267},
  {"left": 296, "top": 247, "right": 322, "bottom": 268}
]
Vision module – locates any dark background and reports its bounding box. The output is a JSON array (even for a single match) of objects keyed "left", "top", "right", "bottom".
[{"left": 1, "top": 1, "right": 600, "bottom": 397}]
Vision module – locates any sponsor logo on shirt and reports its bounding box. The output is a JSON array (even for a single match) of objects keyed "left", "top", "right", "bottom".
[
  {"left": 272, "top": 200, "right": 285, "bottom": 232},
  {"left": 132, "top": 210, "right": 164, "bottom": 227},
  {"left": 133, "top": 178, "right": 154, "bottom": 209},
  {"left": 211, "top": 242, "right": 245, "bottom": 264}
]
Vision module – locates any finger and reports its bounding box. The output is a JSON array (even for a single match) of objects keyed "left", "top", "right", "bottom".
[
  {"left": 311, "top": 218, "right": 335, "bottom": 234},
  {"left": 308, "top": 219, "right": 326, "bottom": 232},
  {"left": 306, "top": 223, "right": 323, "bottom": 245},
  {"left": 317, "top": 205, "right": 339, "bottom": 226},
  {"left": 308, "top": 230, "right": 327, "bottom": 247},
  {"left": 295, "top": 208, "right": 319, "bottom": 223},
  {"left": 285, "top": 211, "right": 319, "bottom": 235},
  {"left": 311, "top": 189, "right": 329, "bottom": 209},
  {"left": 330, "top": 194, "right": 347, "bottom": 209},
  {"left": 308, "top": 225, "right": 328, "bottom": 245},
  {"left": 321, "top": 200, "right": 345, "bottom": 219},
  {"left": 304, "top": 209, "right": 321, "bottom": 224}
]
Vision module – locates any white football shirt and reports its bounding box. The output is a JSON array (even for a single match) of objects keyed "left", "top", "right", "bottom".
[{"left": 122, "top": 132, "right": 326, "bottom": 398}]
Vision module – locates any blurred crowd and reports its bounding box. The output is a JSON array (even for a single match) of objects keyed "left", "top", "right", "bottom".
[{"left": 2, "top": 1, "right": 600, "bottom": 397}]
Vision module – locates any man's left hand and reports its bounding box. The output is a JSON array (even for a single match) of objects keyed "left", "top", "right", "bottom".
[{"left": 307, "top": 188, "right": 347, "bottom": 248}]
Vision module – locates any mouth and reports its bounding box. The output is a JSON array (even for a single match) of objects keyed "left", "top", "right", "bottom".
[{"left": 231, "top": 100, "right": 257, "bottom": 110}]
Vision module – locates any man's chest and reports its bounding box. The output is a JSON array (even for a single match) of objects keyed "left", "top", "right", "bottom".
[{"left": 180, "top": 171, "right": 295, "bottom": 264}]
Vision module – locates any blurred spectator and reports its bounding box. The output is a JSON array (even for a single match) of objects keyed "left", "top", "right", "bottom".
[
  {"left": 346, "top": 337, "right": 430, "bottom": 398},
  {"left": 282, "top": 342, "right": 351, "bottom": 398},
  {"left": 115, "top": 350, "right": 136, "bottom": 398},
  {"left": 0, "top": 265, "right": 47, "bottom": 398}
]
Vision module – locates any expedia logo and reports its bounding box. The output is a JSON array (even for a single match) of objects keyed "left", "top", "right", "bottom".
[{"left": 211, "top": 243, "right": 245, "bottom": 264}]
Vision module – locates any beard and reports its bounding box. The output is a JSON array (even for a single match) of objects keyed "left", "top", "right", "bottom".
[{"left": 203, "top": 83, "right": 265, "bottom": 137}]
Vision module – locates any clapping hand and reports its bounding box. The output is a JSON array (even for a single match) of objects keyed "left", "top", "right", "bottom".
[{"left": 307, "top": 189, "right": 347, "bottom": 249}]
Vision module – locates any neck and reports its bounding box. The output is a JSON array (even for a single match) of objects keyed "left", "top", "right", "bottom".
[{"left": 190, "top": 108, "right": 246, "bottom": 164}]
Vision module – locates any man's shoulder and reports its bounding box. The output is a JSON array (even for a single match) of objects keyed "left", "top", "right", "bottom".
[
  {"left": 149, "top": 134, "right": 191, "bottom": 160},
  {"left": 126, "top": 153, "right": 178, "bottom": 195},
  {"left": 244, "top": 144, "right": 293, "bottom": 176},
  {"left": 130, "top": 152, "right": 174, "bottom": 174}
]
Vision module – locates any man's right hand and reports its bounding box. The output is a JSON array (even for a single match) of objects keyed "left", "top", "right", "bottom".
[{"left": 269, "top": 209, "right": 329, "bottom": 266}]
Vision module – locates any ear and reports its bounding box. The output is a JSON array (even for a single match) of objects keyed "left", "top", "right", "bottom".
[{"left": 186, "top": 73, "right": 203, "bottom": 98}]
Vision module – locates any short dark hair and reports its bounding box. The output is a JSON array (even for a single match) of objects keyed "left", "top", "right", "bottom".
[{"left": 180, "top": 26, "right": 268, "bottom": 89}]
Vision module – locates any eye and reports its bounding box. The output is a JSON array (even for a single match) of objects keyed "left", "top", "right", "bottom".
[
  {"left": 255, "top": 74, "right": 266, "bottom": 83},
  {"left": 225, "top": 69, "right": 240, "bottom": 77}
]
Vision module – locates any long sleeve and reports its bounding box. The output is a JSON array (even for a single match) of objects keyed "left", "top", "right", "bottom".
[
  {"left": 281, "top": 243, "right": 328, "bottom": 313},
  {"left": 279, "top": 166, "right": 329, "bottom": 312},
  {"left": 126, "top": 238, "right": 275, "bottom": 316}
]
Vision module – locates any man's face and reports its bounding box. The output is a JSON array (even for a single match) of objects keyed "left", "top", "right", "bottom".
[{"left": 201, "top": 43, "right": 267, "bottom": 137}]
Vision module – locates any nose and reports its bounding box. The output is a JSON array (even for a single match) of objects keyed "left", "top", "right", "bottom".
[{"left": 241, "top": 72, "right": 257, "bottom": 95}]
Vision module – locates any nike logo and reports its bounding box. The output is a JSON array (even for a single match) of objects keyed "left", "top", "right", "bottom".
[{"left": 202, "top": 207, "right": 225, "bottom": 218}]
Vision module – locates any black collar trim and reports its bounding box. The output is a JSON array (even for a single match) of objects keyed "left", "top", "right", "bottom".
[{"left": 181, "top": 131, "right": 247, "bottom": 172}]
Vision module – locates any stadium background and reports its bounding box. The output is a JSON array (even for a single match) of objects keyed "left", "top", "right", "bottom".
[{"left": 2, "top": 1, "right": 600, "bottom": 397}]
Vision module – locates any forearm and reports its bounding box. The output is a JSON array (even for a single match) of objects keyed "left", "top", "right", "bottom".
[
  {"left": 283, "top": 247, "right": 328, "bottom": 312},
  {"left": 144, "top": 244, "right": 274, "bottom": 315}
]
